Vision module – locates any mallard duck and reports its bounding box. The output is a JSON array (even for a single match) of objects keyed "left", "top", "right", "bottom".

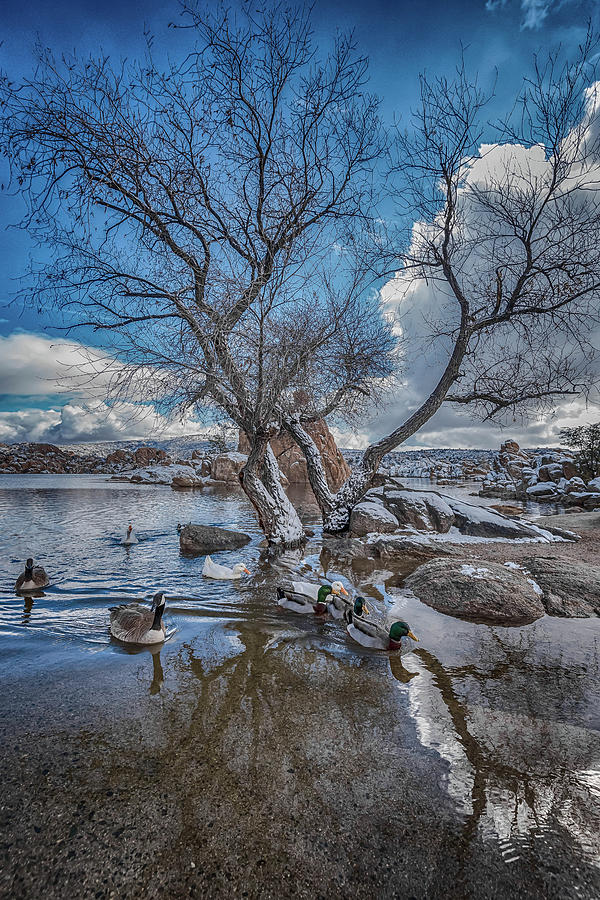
[
  {"left": 122, "top": 524, "right": 138, "bottom": 545},
  {"left": 346, "top": 617, "right": 418, "bottom": 651},
  {"left": 109, "top": 592, "right": 167, "bottom": 645},
  {"left": 341, "top": 595, "right": 370, "bottom": 622},
  {"left": 202, "top": 556, "right": 251, "bottom": 580},
  {"left": 276, "top": 579, "right": 348, "bottom": 615},
  {"left": 328, "top": 592, "right": 369, "bottom": 620},
  {"left": 15, "top": 558, "right": 49, "bottom": 592}
]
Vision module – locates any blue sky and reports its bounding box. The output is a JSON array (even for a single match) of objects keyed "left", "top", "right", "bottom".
[{"left": 1, "top": 0, "right": 599, "bottom": 445}]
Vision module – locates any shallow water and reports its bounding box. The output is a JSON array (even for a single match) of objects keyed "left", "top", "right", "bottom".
[{"left": 1, "top": 475, "right": 599, "bottom": 898}]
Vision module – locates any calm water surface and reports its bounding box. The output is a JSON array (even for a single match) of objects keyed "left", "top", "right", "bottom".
[{"left": 1, "top": 475, "right": 599, "bottom": 898}]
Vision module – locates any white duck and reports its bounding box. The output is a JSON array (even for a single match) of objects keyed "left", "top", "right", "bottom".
[
  {"left": 122, "top": 524, "right": 138, "bottom": 545},
  {"left": 109, "top": 592, "right": 167, "bottom": 645},
  {"left": 276, "top": 579, "right": 348, "bottom": 614},
  {"left": 202, "top": 556, "right": 251, "bottom": 580}
]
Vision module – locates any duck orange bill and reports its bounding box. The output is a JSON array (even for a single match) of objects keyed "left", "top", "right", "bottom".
[
  {"left": 408, "top": 631, "right": 419, "bottom": 641},
  {"left": 340, "top": 586, "right": 349, "bottom": 595},
  {"left": 243, "top": 567, "right": 251, "bottom": 574}
]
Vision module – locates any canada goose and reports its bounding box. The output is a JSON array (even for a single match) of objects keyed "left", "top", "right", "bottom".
[
  {"left": 109, "top": 592, "right": 167, "bottom": 645},
  {"left": 15, "top": 558, "right": 49, "bottom": 592},
  {"left": 122, "top": 524, "right": 138, "bottom": 545},
  {"left": 202, "top": 556, "right": 250, "bottom": 580},
  {"left": 276, "top": 579, "right": 348, "bottom": 614}
]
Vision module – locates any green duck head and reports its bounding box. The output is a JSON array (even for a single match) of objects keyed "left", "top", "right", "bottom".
[
  {"left": 354, "top": 596, "right": 370, "bottom": 616},
  {"left": 389, "top": 621, "right": 419, "bottom": 648}
]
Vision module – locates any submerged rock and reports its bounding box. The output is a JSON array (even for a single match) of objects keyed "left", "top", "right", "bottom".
[
  {"left": 179, "top": 524, "right": 251, "bottom": 554},
  {"left": 405, "top": 558, "right": 546, "bottom": 624},
  {"left": 522, "top": 556, "right": 600, "bottom": 618}
]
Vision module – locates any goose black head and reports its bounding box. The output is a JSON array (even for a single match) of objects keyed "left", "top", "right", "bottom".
[
  {"left": 25, "top": 557, "right": 34, "bottom": 573},
  {"left": 151, "top": 592, "right": 166, "bottom": 630}
]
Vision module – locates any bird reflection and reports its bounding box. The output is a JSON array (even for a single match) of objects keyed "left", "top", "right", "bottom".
[
  {"left": 389, "top": 652, "right": 419, "bottom": 684},
  {"left": 21, "top": 594, "right": 35, "bottom": 626},
  {"left": 149, "top": 646, "right": 164, "bottom": 695}
]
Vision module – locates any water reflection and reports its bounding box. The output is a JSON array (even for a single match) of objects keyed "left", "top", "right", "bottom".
[
  {"left": 1, "top": 474, "right": 600, "bottom": 891},
  {"left": 401, "top": 634, "right": 600, "bottom": 870}
]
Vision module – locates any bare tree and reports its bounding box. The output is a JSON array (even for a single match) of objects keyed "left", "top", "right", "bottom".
[
  {"left": 290, "top": 35, "right": 600, "bottom": 532},
  {"left": 0, "top": 3, "right": 394, "bottom": 545}
]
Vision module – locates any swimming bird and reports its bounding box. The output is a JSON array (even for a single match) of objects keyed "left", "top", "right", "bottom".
[
  {"left": 122, "top": 524, "right": 138, "bottom": 545},
  {"left": 341, "top": 595, "right": 370, "bottom": 623},
  {"left": 202, "top": 556, "right": 251, "bottom": 580},
  {"left": 327, "top": 590, "right": 369, "bottom": 620},
  {"left": 14, "top": 558, "right": 49, "bottom": 592},
  {"left": 346, "top": 617, "right": 419, "bottom": 651},
  {"left": 109, "top": 592, "right": 167, "bottom": 645},
  {"left": 276, "top": 579, "right": 348, "bottom": 615}
]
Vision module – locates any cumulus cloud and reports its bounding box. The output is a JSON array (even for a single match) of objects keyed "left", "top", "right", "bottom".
[
  {"left": 0, "top": 401, "right": 205, "bottom": 444},
  {"left": 0, "top": 332, "right": 124, "bottom": 397},
  {"left": 366, "top": 132, "right": 600, "bottom": 450}
]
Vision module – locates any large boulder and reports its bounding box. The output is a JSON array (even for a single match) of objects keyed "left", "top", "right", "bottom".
[
  {"left": 133, "top": 446, "right": 168, "bottom": 467},
  {"left": 522, "top": 556, "right": 600, "bottom": 617},
  {"left": 445, "top": 497, "right": 549, "bottom": 539},
  {"left": 405, "top": 558, "right": 546, "bottom": 624},
  {"left": 384, "top": 491, "right": 435, "bottom": 532},
  {"left": 179, "top": 524, "right": 251, "bottom": 554},
  {"left": 387, "top": 489, "right": 455, "bottom": 533},
  {"left": 349, "top": 500, "right": 399, "bottom": 537},
  {"left": 238, "top": 420, "right": 350, "bottom": 490},
  {"left": 211, "top": 451, "right": 248, "bottom": 482}
]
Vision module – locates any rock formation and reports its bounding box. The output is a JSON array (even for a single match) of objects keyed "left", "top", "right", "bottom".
[
  {"left": 404, "top": 559, "right": 546, "bottom": 624},
  {"left": 238, "top": 421, "right": 350, "bottom": 490}
]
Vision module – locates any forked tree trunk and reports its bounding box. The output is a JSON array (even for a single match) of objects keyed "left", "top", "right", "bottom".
[{"left": 240, "top": 433, "right": 306, "bottom": 548}]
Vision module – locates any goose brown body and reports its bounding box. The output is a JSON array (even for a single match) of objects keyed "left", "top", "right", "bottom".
[
  {"left": 109, "top": 593, "right": 167, "bottom": 645},
  {"left": 15, "top": 558, "right": 49, "bottom": 592}
]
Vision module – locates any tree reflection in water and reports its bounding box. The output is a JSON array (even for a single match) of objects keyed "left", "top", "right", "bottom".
[{"left": 391, "top": 630, "right": 600, "bottom": 871}]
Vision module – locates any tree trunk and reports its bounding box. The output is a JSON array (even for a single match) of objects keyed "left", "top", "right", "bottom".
[
  {"left": 288, "top": 325, "right": 470, "bottom": 533},
  {"left": 240, "top": 432, "right": 306, "bottom": 548}
]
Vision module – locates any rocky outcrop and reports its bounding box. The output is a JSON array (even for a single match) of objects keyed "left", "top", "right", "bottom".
[
  {"left": 479, "top": 439, "right": 590, "bottom": 507},
  {"left": 0, "top": 442, "right": 106, "bottom": 474},
  {"left": 118, "top": 463, "right": 206, "bottom": 487},
  {"left": 179, "top": 524, "right": 251, "bottom": 554},
  {"left": 239, "top": 420, "right": 350, "bottom": 490},
  {"left": 405, "top": 558, "right": 546, "bottom": 624},
  {"left": 346, "top": 480, "right": 563, "bottom": 543},
  {"left": 211, "top": 451, "right": 249, "bottom": 483},
  {"left": 521, "top": 556, "right": 600, "bottom": 618},
  {"left": 349, "top": 501, "right": 399, "bottom": 537}
]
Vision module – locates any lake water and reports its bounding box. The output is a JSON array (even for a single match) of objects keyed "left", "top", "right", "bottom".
[{"left": 1, "top": 475, "right": 599, "bottom": 898}]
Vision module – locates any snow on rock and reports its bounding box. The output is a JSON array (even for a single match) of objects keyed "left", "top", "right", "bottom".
[
  {"left": 118, "top": 463, "right": 205, "bottom": 486},
  {"left": 405, "top": 558, "right": 546, "bottom": 624},
  {"left": 444, "top": 496, "right": 546, "bottom": 540},
  {"left": 349, "top": 501, "right": 400, "bottom": 537},
  {"left": 526, "top": 481, "right": 559, "bottom": 496},
  {"left": 385, "top": 489, "right": 455, "bottom": 533}
]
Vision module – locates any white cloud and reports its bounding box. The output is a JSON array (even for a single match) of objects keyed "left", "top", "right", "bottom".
[
  {"left": 0, "top": 401, "right": 204, "bottom": 444},
  {"left": 520, "top": 0, "right": 552, "bottom": 29},
  {"left": 368, "top": 131, "right": 600, "bottom": 450},
  {"left": 484, "top": 0, "right": 561, "bottom": 30},
  {"left": 0, "top": 332, "right": 121, "bottom": 397}
]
